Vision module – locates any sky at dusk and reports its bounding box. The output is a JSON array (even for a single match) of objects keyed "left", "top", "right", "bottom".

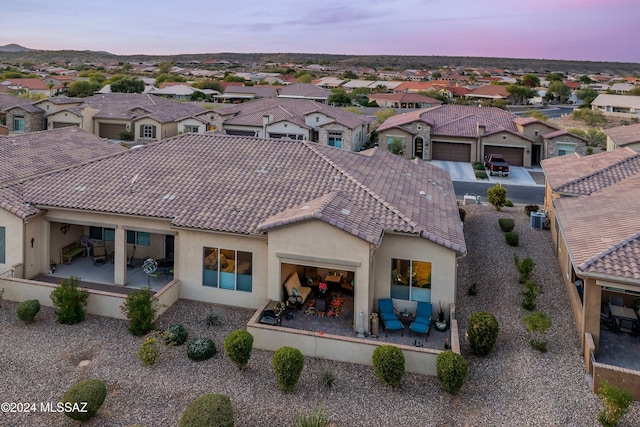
[{"left": 4, "top": 0, "right": 639, "bottom": 63}]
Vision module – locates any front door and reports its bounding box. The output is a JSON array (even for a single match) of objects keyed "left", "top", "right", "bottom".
[
  {"left": 414, "top": 137, "right": 424, "bottom": 159},
  {"left": 165, "top": 235, "right": 174, "bottom": 259}
]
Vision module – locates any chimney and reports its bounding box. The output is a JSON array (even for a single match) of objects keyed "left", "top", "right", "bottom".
[
  {"left": 263, "top": 114, "right": 272, "bottom": 125},
  {"left": 477, "top": 123, "right": 486, "bottom": 136}
]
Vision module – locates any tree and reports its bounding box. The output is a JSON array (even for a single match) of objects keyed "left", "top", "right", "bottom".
[
  {"left": 576, "top": 88, "right": 598, "bottom": 108},
  {"left": 523, "top": 311, "right": 552, "bottom": 352},
  {"left": 388, "top": 137, "right": 404, "bottom": 155},
  {"left": 342, "top": 70, "right": 357, "bottom": 79},
  {"left": 568, "top": 127, "right": 606, "bottom": 148},
  {"left": 351, "top": 87, "right": 372, "bottom": 106},
  {"left": 526, "top": 111, "right": 548, "bottom": 121},
  {"left": 545, "top": 72, "right": 564, "bottom": 82},
  {"left": 431, "top": 71, "right": 442, "bottom": 79},
  {"left": 545, "top": 81, "right": 571, "bottom": 104},
  {"left": 121, "top": 62, "right": 132, "bottom": 72},
  {"left": 506, "top": 84, "right": 536, "bottom": 105},
  {"left": 374, "top": 108, "right": 396, "bottom": 124},
  {"left": 69, "top": 80, "right": 99, "bottom": 97},
  {"left": 223, "top": 74, "right": 246, "bottom": 83},
  {"left": 579, "top": 75, "right": 593, "bottom": 84},
  {"left": 155, "top": 73, "right": 186, "bottom": 87},
  {"left": 110, "top": 76, "right": 145, "bottom": 93},
  {"left": 296, "top": 73, "right": 313, "bottom": 83},
  {"left": 192, "top": 79, "right": 223, "bottom": 92},
  {"left": 420, "top": 89, "right": 449, "bottom": 104},
  {"left": 521, "top": 73, "right": 541, "bottom": 88},
  {"left": 572, "top": 109, "right": 607, "bottom": 126},
  {"left": 158, "top": 61, "right": 173, "bottom": 74},
  {"left": 487, "top": 184, "right": 507, "bottom": 211},
  {"left": 328, "top": 89, "right": 351, "bottom": 106}
]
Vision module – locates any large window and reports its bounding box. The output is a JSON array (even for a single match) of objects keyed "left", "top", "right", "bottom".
[
  {"left": 0, "top": 227, "right": 5, "bottom": 264},
  {"left": 13, "top": 116, "right": 25, "bottom": 132},
  {"left": 89, "top": 226, "right": 115, "bottom": 242},
  {"left": 140, "top": 124, "right": 156, "bottom": 139},
  {"left": 203, "top": 247, "right": 252, "bottom": 292},
  {"left": 390, "top": 258, "right": 431, "bottom": 302},
  {"left": 557, "top": 143, "right": 575, "bottom": 156},
  {"left": 328, "top": 132, "right": 343, "bottom": 148},
  {"left": 127, "top": 230, "right": 150, "bottom": 246}
]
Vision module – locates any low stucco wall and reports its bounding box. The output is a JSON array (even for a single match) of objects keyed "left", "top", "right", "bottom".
[{"left": 586, "top": 332, "right": 640, "bottom": 401}]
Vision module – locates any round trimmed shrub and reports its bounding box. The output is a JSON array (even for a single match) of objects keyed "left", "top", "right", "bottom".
[
  {"left": 498, "top": 218, "right": 515, "bottom": 232},
  {"left": 16, "top": 299, "right": 40, "bottom": 324},
  {"left": 272, "top": 346, "right": 304, "bottom": 392},
  {"left": 467, "top": 311, "right": 499, "bottom": 356},
  {"left": 165, "top": 323, "right": 188, "bottom": 346},
  {"left": 179, "top": 393, "right": 234, "bottom": 427},
  {"left": 187, "top": 338, "right": 216, "bottom": 361},
  {"left": 61, "top": 379, "right": 107, "bottom": 421},
  {"left": 437, "top": 350, "right": 468, "bottom": 394},
  {"left": 372, "top": 345, "right": 405, "bottom": 387},
  {"left": 505, "top": 231, "right": 519, "bottom": 246},
  {"left": 224, "top": 329, "right": 254, "bottom": 371}
]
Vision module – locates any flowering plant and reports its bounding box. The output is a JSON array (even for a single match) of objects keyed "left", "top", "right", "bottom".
[{"left": 319, "top": 282, "right": 328, "bottom": 293}]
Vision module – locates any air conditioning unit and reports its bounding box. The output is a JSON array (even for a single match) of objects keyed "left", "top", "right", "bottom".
[{"left": 530, "top": 211, "right": 545, "bottom": 230}]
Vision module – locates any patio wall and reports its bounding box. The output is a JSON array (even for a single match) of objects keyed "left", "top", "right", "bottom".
[
  {"left": 0, "top": 276, "right": 179, "bottom": 320},
  {"left": 585, "top": 332, "right": 640, "bottom": 401}
]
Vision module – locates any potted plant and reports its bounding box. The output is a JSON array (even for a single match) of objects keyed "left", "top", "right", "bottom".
[{"left": 435, "top": 301, "right": 448, "bottom": 332}]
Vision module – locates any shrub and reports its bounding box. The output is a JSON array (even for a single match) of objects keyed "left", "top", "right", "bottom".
[
  {"left": 138, "top": 333, "right": 161, "bottom": 367},
  {"left": 272, "top": 346, "right": 304, "bottom": 392},
  {"left": 118, "top": 129, "right": 135, "bottom": 141},
  {"left": 224, "top": 329, "right": 254, "bottom": 370},
  {"left": 473, "top": 161, "right": 485, "bottom": 170},
  {"left": 467, "top": 282, "right": 478, "bottom": 296},
  {"left": 504, "top": 199, "right": 513, "bottom": 207},
  {"left": 295, "top": 405, "right": 330, "bottom": 427},
  {"left": 120, "top": 288, "right": 160, "bottom": 336},
  {"left": 467, "top": 312, "right": 499, "bottom": 356},
  {"left": 0, "top": 287, "right": 5, "bottom": 307},
  {"left": 522, "top": 280, "right": 538, "bottom": 311},
  {"left": 597, "top": 380, "right": 633, "bottom": 427},
  {"left": 187, "top": 338, "right": 217, "bottom": 361},
  {"left": 321, "top": 364, "right": 336, "bottom": 390},
  {"left": 487, "top": 184, "right": 507, "bottom": 211},
  {"left": 436, "top": 350, "right": 469, "bottom": 394},
  {"left": 458, "top": 208, "right": 466, "bottom": 223},
  {"left": 524, "top": 311, "right": 551, "bottom": 352},
  {"left": 165, "top": 323, "right": 188, "bottom": 346},
  {"left": 498, "top": 218, "right": 515, "bottom": 232},
  {"left": 475, "top": 171, "right": 488, "bottom": 179},
  {"left": 372, "top": 345, "right": 405, "bottom": 387},
  {"left": 505, "top": 231, "right": 519, "bottom": 246},
  {"left": 179, "top": 393, "right": 234, "bottom": 427},
  {"left": 61, "top": 379, "right": 107, "bottom": 422},
  {"left": 203, "top": 312, "right": 219, "bottom": 327},
  {"left": 16, "top": 299, "right": 40, "bottom": 324},
  {"left": 524, "top": 204, "right": 539, "bottom": 217},
  {"left": 514, "top": 254, "right": 536, "bottom": 283},
  {"left": 50, "top": 276, "right": 89, "bottom": 324}
]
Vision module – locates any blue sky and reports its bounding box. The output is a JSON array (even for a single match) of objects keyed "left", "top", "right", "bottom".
[{"left": 4, "top": 0, "right": 639, "bottom": 63}]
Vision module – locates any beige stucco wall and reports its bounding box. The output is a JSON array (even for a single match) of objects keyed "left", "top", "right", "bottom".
[
  {"left": 373, "top": 232, "right": 458, "bottom": 319},
  {"left": 266, "top": 121, "right": 309, "bottom": 139},
  {"left": 265, "top": 220, "right": 371, "bottom": 332},
  {"left": 178, "top": 118, "right": 206, "bottom": 134},
  {"left": 46, "top": 110, "right": 81, "bottom": 129}
]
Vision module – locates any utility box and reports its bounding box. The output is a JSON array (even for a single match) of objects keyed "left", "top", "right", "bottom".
[
  {"left": 464, "top": 194, "right": 476, "bottom": 205},
  {"left": 530, "top": 211, "right": 545, "bottom": 230}
]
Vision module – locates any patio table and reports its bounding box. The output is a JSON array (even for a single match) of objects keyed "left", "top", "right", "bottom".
[{"left": 609, "top": 303, "right": 639, "bottom": 334}]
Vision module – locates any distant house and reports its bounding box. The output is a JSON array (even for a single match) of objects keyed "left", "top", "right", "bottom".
[
  {"left": 605, "top": 122, "right": 640, "bottom": 151},
  {"left": 609, "top": 83, "right": 636, "bottom": 94},
  {"left": 367, "top": 93, "right": 442, "bottom": 109},
  {"left": 215, "top": 85, "right": 280, "bottom": 103},
  {"left": 465, "top": 84, "right": 512, "bottom": 102},
  {"left": 0, "top": 78, "right": 49, "bottom": 95},
  {"left": 592, "top": 94, "right": 640, "bottom": 117},
  {"left": 277, "top": 83, "right": 330, "bottom": 103}
]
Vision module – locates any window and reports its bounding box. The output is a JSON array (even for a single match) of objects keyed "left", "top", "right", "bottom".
[
  {"left": 328, "top": 132, "right": 343, "bottom": 149},
  {"left": 13, "top": 116, "right": 25, "bottom": 132},
  {"left": 140, "top": 124, "right": 156, "bottom": 139},
  {"left": 183, "top": 125, "right": 199, "bottom": 133},
  {"left": 0, "top": 227, "right": 5, "bottom": 264},
  {"left": 126, "top": 230, "right": 150, "bottom": 246},
  {"left": 89, "top": 226, "right": 115, "bottom": 242},
  {"left": 557, "top": 143, "right": 575, "bottom": 156},
  {"left": 203, "top": 247, "right": 252, "bottom": 292},
  {"left": 390, "top": 258, "right": 431, "bottom": 302}
]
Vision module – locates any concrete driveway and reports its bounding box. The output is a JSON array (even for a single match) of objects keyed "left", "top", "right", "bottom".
[{"left": 429, "top": 160, "right": 538, "bottom": 186}]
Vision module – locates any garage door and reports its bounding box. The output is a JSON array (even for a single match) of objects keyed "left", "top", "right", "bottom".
[
  {"left": 99, "top": 123, "right": 127, "bottom": 139},
  {"left": 52, "top": 122, "right": 78, "bottom": 129},
  {"left": 432, "top": 142, "right": 471, "bottom": 162},
  {"left": 484, "top": 146, "right": 524, "bottom": 166}
]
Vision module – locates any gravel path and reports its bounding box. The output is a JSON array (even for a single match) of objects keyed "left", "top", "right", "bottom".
[{"left": 1, "top": 204, "right": 639, "bottom": 426}]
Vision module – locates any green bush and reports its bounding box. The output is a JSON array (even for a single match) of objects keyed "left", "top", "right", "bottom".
[
  {"left": 272, "top": 346, "right": 304, "bottom": 392},
  {"left": 372, "top": 345, "right": 405, "bottom": 387},
  {"left": 504, "top": 199, "right": 514, "bottom": 207},
  {"left": 467, "top": 312, "right": 499, "bottom": 356},
  {"left": 16, "top": 299, "right": 40, "bottom": 324},
  {"left": 524, "top": 204, "right": 539, "bottom": 217},
  {"left": 120, "top": 288, "right": 160, "bottom": 336},
  {"left": 187, "top": 338, "right": 217, "bottom": 361},
  {"left": 473, "top": 161, "right": 485, "bottom": 170},
  {"left": 524, "top": 311, "right": 551, "bottom": 352},
  {"left": 138, "top": 334, "right": 161, "bottom": 367},
  {"left": 61, "top": 379, "right": 107, "bottom": 422},
  {"left": 50, "top": 276, "right": 89, "bottom": 324},
  {"left": 498, "top": 218, "right": 515, "bottom": 232},
  {"left": 487, "top": 184, "right": 507, "bottom": 211},
  {"left": 165, "top": 323, "right": 188, "bottom": 346},
  {"left": 179, "top": 393, "right": 234, "bottom": 427},
  {"left": 436, "top": 350, "right": 469, "bottom": 394},
  {"left": 505, "top": 231, "right": 519, "bottom": 246},
  {"left": 514, "top": 254, "right": 536, "bottom": 283},
  {"left": 475, "top": 171, "right": 488, "bottom": 179},
  {"left": 224, "top": 329, "right": 254, "bottom": 370},
  {"left": 598, "top": 380, "right": 633, "bottom": 427},
  {"left": 467, "top": 282, "right": 478, "bottom": 296},
  {"left": 522, "top": 280, "right": 538, "bottom": 311},
  {"left": 295, "top": 405, "right": 330, "bottom": 427}
]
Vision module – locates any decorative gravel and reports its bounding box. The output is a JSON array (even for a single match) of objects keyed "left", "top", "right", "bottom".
[{"left": 1, "top": 203, "right": 639, "bottom": 426}]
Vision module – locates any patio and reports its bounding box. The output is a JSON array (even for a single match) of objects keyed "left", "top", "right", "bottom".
[{"left": 597, "top": 325, "right": 640, "bottom": 372}]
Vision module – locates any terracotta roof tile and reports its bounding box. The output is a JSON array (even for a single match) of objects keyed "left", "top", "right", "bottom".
[{"left": 605, "top": 123, "right": 640, "bottom": 147}]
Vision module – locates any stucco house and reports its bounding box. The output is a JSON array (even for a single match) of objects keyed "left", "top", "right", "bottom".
[
  {"left": 368, "top": 93, "right": 442, "bottom": 109},
  {"left": 605, "top": 122, "right": 640, "bottom": 152},
  {"left": 377, "top": 105, "right": 586, "bottom": 166},
  {"left": 277, "top": 83, "right": 330, "bottom": 103},
  {"left": 592, "top": 94, "right": 640, "bottom": 118},
  {"left": 204, "top": 98, "right": 373, "bottom": 151}
]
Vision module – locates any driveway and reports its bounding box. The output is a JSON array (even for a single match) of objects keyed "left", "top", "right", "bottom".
[{"left": 429, "top": 160, "right": 540, "bottom": 186}]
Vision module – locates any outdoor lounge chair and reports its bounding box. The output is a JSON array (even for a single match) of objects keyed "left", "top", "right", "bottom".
[
  {"left": 92, "top": 240, "right": 107, "bottom": 265},
  {"left": 409, "top": 301, "right": 432, "bottom": 339},
  {"left": 610, "top": 295, "right": 624, "bottom": 307},
  {"left": 378, "top": 298, "right": 403, "bottom": 336}
]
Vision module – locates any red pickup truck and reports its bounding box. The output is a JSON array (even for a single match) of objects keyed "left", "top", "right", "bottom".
[{"left": 484, "top": 154, "right": 510, "bottom": 176}]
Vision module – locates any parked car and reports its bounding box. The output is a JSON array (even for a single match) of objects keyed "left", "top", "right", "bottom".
[{"left": 484, "top": 154, "right": 509, "bottom": 176}]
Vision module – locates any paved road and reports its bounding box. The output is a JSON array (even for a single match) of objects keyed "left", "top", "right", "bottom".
[{"left": 453, "top": 181, "right": 545, "bottom": 205}]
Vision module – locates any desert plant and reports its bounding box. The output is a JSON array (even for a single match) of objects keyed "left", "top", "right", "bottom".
[
  {"left": 467, "top": 282, "right": 478, "bottom": 296},
  {"left": 50, "top": 276, "right": 89, "bottom": 324},
  {"left": 272, "top": 346, "right": 304, "bottom": 392},
  {"left": 179, "top": 393, "right": 234, "bottom": 427},
  {"left": 524, "top": 311, "right": 552, "bottom": 352},
  {"left": 165, "top": 323, "right": 188, "bottom": 346},
  {"left": 467, "top": 311, "right": 499, "bottom": 356},
  {"left": 524, "top": 204, "right": 539, "bottom": 217},
  {"left": 203, "top": 311, "right": 219, "bottom": 327},
  {"left": 295, "top": 405, "right": 331, "bottom": 427},
  {"left": 224, "top": 329, "right": 254, "bottom": 370},
  {"left": 320, "top": 364, "right": 336, "bottom": 390},
  {"left": 475, "top": 171, "right": 488, "bottom": 179},
  {"left": 597, "top": 380, "right": 633, "bottom": 427},
  {"left": 522, "top": 280, "right": 538, "bottom": 311},
  {"left": 514, "top": 254, "right": 536, "bottom": 283},
  {"left": 372, "top": 345, "right": 405, "bottom": 387},
  {"left": 120, "top": 288, "right": 160, "bottom": 336},
  {"left": 138, "top": 333, "right": 162, "bottom": 367},
  {"left": 487, "top": 184, "right": 507, "bottom": 211},
  {"left": 473, "top": 161, "right": 485, "bottom": 170},
  {"left": 436, "top": 350, "right": 469, "bottom": 394},
  {"left": 505, "top": 231, "right": 519, "bottom": 246},
  {"left": 504, "top": 199, "right": 514, "bottom": 207},
  {"left": 498, "top": 218, "right": 515, "bottom": 232},
  {"left": 61, "top": 379, "right": 107, "bottom": 422},
  {"left": 16, "top": 299, "right": 40, "bottom": 324},
  {"left": 187, "top": 338, "right": 217, "bottom": 361}
]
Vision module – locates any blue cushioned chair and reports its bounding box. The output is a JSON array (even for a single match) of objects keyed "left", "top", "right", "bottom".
[
  {"left": 409, "top": 302, "right": 432, "bottom": 340},
  {"left": 378, "top": 298, "right": 404, "bottom": 336}
]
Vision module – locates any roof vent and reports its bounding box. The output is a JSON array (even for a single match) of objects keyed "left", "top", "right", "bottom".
[
  {"left": 340, "top": 208, "right": 351, "bottom": 215},
  {"left": 419, "top": 191, "right": 426, "bottom": 195},
  {"left": 163, "top": 194, "right": 176, "bottom": 201},
  {"left": 300, "top": 205, "right": 310, "bottom": 210},
  {"left": 333, "top": 174, "right": 341, "bottom": 183},
  {"left": 75, "top": 185, "right": 86, "bottom": 192},
  {"left": 256, "top": 166, "right": 267, "bottom": 174}
]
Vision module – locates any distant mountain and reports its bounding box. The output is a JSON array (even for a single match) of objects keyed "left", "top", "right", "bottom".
[{"left": 0, "top": 43, "right": 32, "bottom": 52}]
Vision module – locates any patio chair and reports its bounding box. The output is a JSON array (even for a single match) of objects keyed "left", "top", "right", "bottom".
[
  {"left": 409, "top": 301, "right": 432, "bottom": 340},
  {"left": 92, "top": 240, "right": 106, "bottom": 265},
  {"left": 378, "top": 298, "right": 403, "bottom": 337},
  {"left": 600, "top": 307, "right": 615, "bottom": 331},
  {"left": 610, "top": 295, "right": 624, "bottom": 307}
]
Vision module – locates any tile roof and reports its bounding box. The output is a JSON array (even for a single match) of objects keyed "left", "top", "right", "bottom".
[
  {"left": 0, "top": 93, "right": 35, "bottom": 110},
  {"left": 468, "top": 85, "right": 510, "bottom": 98},
  {"left": 592, "top": 94, "right": 640, "bottom": 109},
  {"left": 21, "top": 133, "right": 465, "bottom": 254},
  {"left": 369, "top": 93, "right": 442, "bottom": 104},
  {"left": 543, "top": 129, "right": 572, "bottom": 139},
  {"left": 277, "top": 83, "right": 329, "bottom": 99},
  {"left": 605, "top": 123, "right": 640, "bottom": 147}
]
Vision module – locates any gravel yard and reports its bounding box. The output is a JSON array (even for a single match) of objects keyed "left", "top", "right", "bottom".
[{"left": 1, "top": 204, "right": 639, "bottom": 426}]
